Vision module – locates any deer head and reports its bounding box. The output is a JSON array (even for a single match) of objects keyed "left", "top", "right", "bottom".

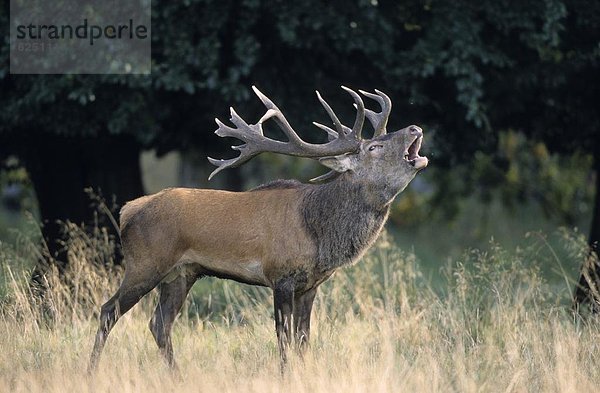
[{"left": 208, "top": 86, "right": 428, "bottom": 200}]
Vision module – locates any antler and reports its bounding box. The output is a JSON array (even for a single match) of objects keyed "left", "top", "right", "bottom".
[
  {"left": 359, "top": 89, "right": 392, "bottom": 137},
  {"left": 312, "top": 86, "right": 365, "bottom": 141},
  {"left": 208, "top": 86, "right": 366, "bottom": 180}
]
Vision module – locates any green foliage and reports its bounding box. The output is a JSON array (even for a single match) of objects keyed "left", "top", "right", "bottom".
[
  {"left": 385, "top": 130, "right": 594, "bottom": 273},
  {"left": 2, "top": 0, "right": 597, "bottom": 158},
  {"left": 0, "top": 157, "right": 38, "bottom": 243},
  {"left": 0, "top": 156, "right": 36, "bottom": 207},
  {"left": 495, "top": 132, "right": 594, "bottom": 224},
  {"left": 423, "top": 131, "right": 594, "bottom": 226}
]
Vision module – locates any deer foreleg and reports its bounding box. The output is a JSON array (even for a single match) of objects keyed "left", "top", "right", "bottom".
[{"left": 273, "top": 277, "right": 295, "bottom": 370}]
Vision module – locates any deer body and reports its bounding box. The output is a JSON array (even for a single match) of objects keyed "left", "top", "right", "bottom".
[
  {"left": 120, "top": 185, "right": 314, "bottom": 288},
  {"left": 119, "top": 175, "right": 393, "bottom": 291},
  {"left": 89, "top": 86, "right": 428, "bottom": 372}
]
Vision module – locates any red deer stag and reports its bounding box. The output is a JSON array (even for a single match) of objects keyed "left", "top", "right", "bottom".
[{"left": 89, "top": 86, "right": 428, "bottom": 371}]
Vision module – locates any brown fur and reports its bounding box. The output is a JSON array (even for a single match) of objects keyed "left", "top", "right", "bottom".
[{"left": 120, "top": 187, "right": 317, "bottom": 287}]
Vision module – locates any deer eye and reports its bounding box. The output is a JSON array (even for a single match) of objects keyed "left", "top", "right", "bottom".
[{"left": 368, "top": 144, "right": 383, "bottom": 151}]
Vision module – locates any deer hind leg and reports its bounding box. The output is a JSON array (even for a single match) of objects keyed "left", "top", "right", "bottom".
[
  {"left": 293, "top": 288, "right": 317, "bottom": 354},
  {"left": 149, "top": 267, "right": 200, "bottom": 370},
  {"left": 88, "top": 266, "right": 166, "bottom": 372}
]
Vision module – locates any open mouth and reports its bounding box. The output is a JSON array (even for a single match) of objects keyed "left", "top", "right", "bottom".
[{"left": 403, "top": 136, "right": 428, "bottom": 170}]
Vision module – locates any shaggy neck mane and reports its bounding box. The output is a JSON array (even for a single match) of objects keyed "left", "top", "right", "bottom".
[{"left": 301, "top": 175, "right": 390, "bottom": 272}]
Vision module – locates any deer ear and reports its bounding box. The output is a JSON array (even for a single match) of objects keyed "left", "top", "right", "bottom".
[{"left": 319, "top": 154, "right": 357, "bottom": 173}]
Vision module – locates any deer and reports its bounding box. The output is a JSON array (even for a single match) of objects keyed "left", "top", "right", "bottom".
[{"left": 88, "top": 85, "right": 428, "bottom": 372}]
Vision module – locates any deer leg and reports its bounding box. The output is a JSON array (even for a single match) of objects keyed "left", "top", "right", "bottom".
[
  {"left": 293, "top": 287, "right": 317, "bottom": 353},
  {"left": 149, "top": 270, "right": 199, "bottom": 370},
  {"left": 273, "top": 278, "right": 295, "bottom": 370},
  {"left": 88, "top": 268, "right": 165, "bottom": 372}
]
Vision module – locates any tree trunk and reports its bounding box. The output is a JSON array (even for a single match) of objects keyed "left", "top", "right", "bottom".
[
  {"left": 573, "top": 155, "right": 600, "bottom": 311},
  {"left": 25, "top": 133, "right": 144, "bottom": 285}
]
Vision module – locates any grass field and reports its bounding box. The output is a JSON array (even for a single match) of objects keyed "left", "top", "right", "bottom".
[{"left": 1, "top": 223, "right": 599, "bottom": 392}]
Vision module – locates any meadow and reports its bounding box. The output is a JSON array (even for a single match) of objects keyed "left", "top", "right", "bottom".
[{"left": 0, "top": 219, "right": 599, "bottom": 392}]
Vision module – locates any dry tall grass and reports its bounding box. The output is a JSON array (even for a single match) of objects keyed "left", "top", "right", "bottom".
[{"left": 0, "top": 224, "right": 599, "bottom": 393}]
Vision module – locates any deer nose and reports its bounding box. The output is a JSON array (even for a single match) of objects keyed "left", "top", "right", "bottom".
[{"left": 409, "top": 125, "right": 422, "bottom": 136}]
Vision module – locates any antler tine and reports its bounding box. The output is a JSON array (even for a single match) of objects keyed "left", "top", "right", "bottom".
[
  {"left": 341, "top": 86, "right": 365, "bottom": 140},
  {"left": 252, "top": 86, "right": 307, "bottom": 146},
  {"left": 312, "top": 121, "right": 339, "bottom": 141},
  {"left": 359, "top": 89, "right": 392, "bottom": 137},
  {"left": 309, "top": 169, "right": 340, "bottom": 183},
  {"left": 208, "top": 86, "right": 363, "bottom": 180},
  {"left": 207, "top": 113, "right": 267, "bottom": 180},
  {"left": 316, "top": 91, "right": 349, "bottom": 140}
]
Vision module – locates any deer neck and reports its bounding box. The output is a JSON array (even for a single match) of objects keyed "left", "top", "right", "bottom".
[{"left": 301, "top": 176, "right": 390, "bottom": 272}]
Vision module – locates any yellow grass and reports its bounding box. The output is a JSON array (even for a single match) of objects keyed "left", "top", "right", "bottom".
[{"left": 1, "top": 226, "right": 599, "bottom": 392}]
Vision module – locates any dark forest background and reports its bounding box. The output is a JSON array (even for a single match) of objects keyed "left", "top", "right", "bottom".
[{"left": 0, "top": 0, "right": 598, "bottom": 307}]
